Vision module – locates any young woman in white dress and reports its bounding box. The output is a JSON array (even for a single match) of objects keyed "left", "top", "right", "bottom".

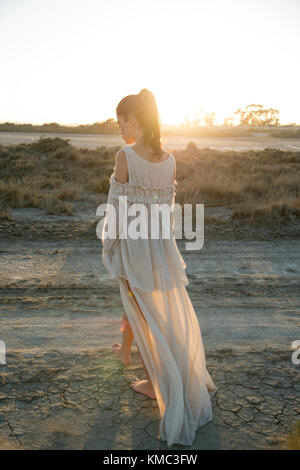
[{"left": 102, "top": 88, "right": 217, "bottom": 447}]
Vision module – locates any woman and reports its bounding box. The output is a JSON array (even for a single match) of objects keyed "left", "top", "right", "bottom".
[{"left": 101, "top": 88, "right": 217, "bottom": 447}]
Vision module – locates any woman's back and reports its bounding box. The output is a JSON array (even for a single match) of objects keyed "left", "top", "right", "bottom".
[
  {"left": 102, "top": 144, "right": 188, "bottom": 292},
  {"left": 122, "top": 146, "right": 175, "bottom": 188}
]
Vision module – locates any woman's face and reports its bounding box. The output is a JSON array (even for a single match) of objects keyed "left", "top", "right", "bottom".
[{"left": 117, "top": 114, "right": 138, "bottom": 144}]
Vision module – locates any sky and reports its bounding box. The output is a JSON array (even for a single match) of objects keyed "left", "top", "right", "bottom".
[{"left": 0, "top": 0, "right": 299, "bottom": 126}]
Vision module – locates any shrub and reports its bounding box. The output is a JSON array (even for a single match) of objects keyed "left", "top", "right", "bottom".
[
  {"left": 31, "top": 137, "right": 71, "bottom": 154},
  {"left": 185, "top": 142, "right": 198, "bottom": 153},
  {"left": 86, "top": 176, "right": 110, "bottom": 193},
  {"left": 55, "top": 186, "right": 82, "bottom": 201},
  {"left": 0, "top": 180, "right": 40, "bottom": 208},
  {"left": 41, "top": 194, "right": 75, "bottom": 215},
  {"left": 231, "top": 200, "right": 300, "bottom": 225},
  {"left": 52, "top": 147, "right": 80, "bottom": 162}
]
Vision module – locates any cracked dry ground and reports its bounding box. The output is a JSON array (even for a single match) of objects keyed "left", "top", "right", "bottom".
[{"left": 0, "top": 347, "right": 299, "bottom": 450}]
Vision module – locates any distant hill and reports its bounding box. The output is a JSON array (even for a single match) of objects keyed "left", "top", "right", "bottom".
[{"left": 0, "top": 119, "right": 118, "bottom": 135}]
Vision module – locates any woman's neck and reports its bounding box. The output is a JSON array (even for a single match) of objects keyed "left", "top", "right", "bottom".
[{"left": 134, "top": 136, "right": 148, "bottom": 150}]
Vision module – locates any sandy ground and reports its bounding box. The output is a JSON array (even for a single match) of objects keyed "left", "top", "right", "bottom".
[
  {"left": 1, "top": 131, "right": 300, "bottom": 151},
  {"left": 0, "top": 207, "right": 299, "bottom": 449}
]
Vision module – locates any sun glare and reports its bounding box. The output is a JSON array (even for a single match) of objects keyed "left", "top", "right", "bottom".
[{"left": 0, "top": 0, "right": 299, "bottom": 125}]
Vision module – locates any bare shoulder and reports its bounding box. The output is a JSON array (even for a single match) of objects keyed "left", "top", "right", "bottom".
[
  {"left": 114, "top": 149, "right": 128, "bottom": 183},
  {"left": 115, "top": 148, "right": 127, "bottom": 163},
  {"left": 162, "top": 147, "right": 174, "bottom": 160},
  {"left": 161, "top": 147, "right": 170, "bottom": 157},
  {"left": 165, "top": 149, "right": 176, "bottom": 181},
  {"left": 164, "top": 149, "right": 175, "bottom": 164}
]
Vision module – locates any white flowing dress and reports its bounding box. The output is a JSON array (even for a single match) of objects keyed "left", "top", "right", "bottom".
[{"left": 101, "top": 145, "right": 217, "bottom": 447}]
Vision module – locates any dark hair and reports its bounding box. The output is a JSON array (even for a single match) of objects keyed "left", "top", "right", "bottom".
[{"left": 116, "top": 88, "right": 163, "bottom": 159}]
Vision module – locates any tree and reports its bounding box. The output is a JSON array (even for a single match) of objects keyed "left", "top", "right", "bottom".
[
  {"left": 223, "top": 116, "right": 233, "bottom": 126},
  {"left": 232, "top": 104, "right": 280, "bottom": 127},
  {"left": 182, "top": 109, "right": 204, "bottom": 127},
  {"left": 204, "top": 112, "right": 216, "bottom": 126}
]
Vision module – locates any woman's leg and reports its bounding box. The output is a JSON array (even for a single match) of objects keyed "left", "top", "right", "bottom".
[
  {"left": 112, "top": 312, "right": 134, "bottom": 365},
  {"left": 121, "top": 313, "right": 135, "bottom": 351},
  {"left": 123, "top": 280, "right": 156, "bottom": 399},
  {"left": 136, "top": 342, "right": 153, "bottom": 385}
]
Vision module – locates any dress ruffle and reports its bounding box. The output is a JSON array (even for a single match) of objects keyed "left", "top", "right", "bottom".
[
  {"left": 101, "top": 173, "right": 188, "bottom": 292},
  {"left": 109, "top": 173, "right": 178, "bottom": 204}
]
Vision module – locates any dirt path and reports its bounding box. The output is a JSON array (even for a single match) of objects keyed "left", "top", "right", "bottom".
[
  {"left": 1, "top": 237, "right": 299, "bottom": 353},
  {"left": 0, "top": 227, "right": 299, "bottom": 449},
  {"left": 0, "top": 347, "right": 298, "bottom": 450}
]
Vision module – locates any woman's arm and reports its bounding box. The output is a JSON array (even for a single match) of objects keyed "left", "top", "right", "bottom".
[
  {"left": 114, "top": 150, "right": 128, "bottom": 183},
  {"left": 172, "top": 157, "right": 176, "bottom": 182},
  {"left": 102, "top": 150, "right": 128, "bottom": 259}
]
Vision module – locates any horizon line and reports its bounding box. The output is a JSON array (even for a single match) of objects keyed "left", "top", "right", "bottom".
[{"left": 1, "top": 119, "right": 300, "bottom": 127}]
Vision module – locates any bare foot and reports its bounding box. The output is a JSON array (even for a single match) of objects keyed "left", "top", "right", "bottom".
[
  {"left": 112, "top": 343, "right": 131, "bottom": 365},
  {"left": 131, "top": 379, "right": 156, "bottom": 400}
]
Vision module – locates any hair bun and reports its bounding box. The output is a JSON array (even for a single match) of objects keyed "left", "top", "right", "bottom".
[{"left": 139, "top": 88, "right": 152, "bottom": 100}]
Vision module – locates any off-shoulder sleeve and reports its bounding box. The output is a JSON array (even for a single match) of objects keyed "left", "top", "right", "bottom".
[
  {"left": 101, "top": 176, "right": 126, "bottom": 265},
  {"left": 102, "top": 173, "right": 177, "bottom": 253}
]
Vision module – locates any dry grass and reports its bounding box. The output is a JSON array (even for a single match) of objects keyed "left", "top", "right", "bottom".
[
  {"left": 231, "top": 199, "right": 300, "bottom": 226},
  {"left": 41, "top": 194, "right": 75, "bottom": 215},
  {"left": 85, "top": 176, "right": 110, "bottom": 194},
  {"left": 0, "top": 137, "right": 116, "bottom": 215},
  {"left": 0, "top": 137, "right": 300, "bottom": 224},
  {"left": 54, "top": 187, "right": 82, "bottom": 201},
  {"left": 287, "top": 420, "right": 300, "bottom": 450},
  {"left": 0, "top": 179, "right": 40, "bottom": 208},
  {"left": 174, "top": 146, "right": 300, "bottom": 225}
]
